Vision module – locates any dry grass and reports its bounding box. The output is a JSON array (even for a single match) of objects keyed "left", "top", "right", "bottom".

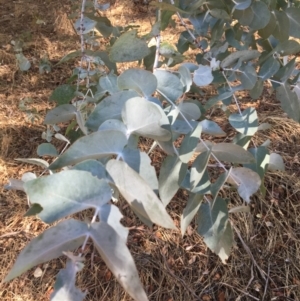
[{"left": 1, "top": 0, "right": 300, "bottom": 300}]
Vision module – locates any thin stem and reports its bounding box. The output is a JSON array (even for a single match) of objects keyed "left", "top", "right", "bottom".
[
  {"left": 158, "top": 90, "right": 240, "bottom": 186},
  {"left": 169, "top": 0, "right": 203, "bottom": 50},
  {"left": 153, "top": 0, "right": 162, "bottom": 70},
  {"left": 222, "top": 70, "right": 242, "bottom": 115}
]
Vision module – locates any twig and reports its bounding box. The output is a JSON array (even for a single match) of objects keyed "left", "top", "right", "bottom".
[
  {"left": 262, "top": 262, "right": 270, "bottom": 301},
  {"left": 161, "top": 251, "right": 200, "bottom": 300},
  {"left": 169, "top": 0, "right": 203, "bottom": 50},
  {"left": 232, "top": 224, "right": 266, "bottom": 282},
  {"left": 153, "top": 0, "right": 162, "bottom": 70},
  {"left": 220, "top": 282, "right": 260, "bottom": 301}
]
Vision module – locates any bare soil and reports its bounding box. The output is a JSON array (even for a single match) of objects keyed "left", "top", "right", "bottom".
[{"left": 0, "top": 0, "right": 300, "bottom": 300}]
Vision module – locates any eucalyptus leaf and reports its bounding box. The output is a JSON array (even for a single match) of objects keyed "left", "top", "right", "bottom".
[
  {"left": 16, "top": 53, "right": 31, "bottom": 71},
  {"left": 154, "top": 69, "right": 183, "bottom": 102},
  {"left": 193, "top": 65, "right": 214, "bottom": 86},
  {"left": 286, "top": 7, "right": 300, "bottom": 38},
  {"left": 44, "top": 104, "right": 77, "bottom": 125},
  {"left": 50, "top": 259, "right": 86, "bottom": 301},
  {"left": 268, "top": 153, "right": 285, "bottom": 171},
  {"left": 109, "top": 30, "right": 150, "bottom": 62},
  {"left": 197, "top": 198, "right": 233, "bottom": 264},
  {"left": 90, "top": 222, "right": 148, "bottom": 301},
  {"left": 200, "top": 119, "right": 226, "bottom": 137},
  {"left": 227, "top": 167, "right": 261, "bottom": 203},
  {"left": 49, "top": 130, "right": 127, "bottom": 170},
  {"left": 99, "top": 73, "right": 119, "bottom": 94},
  {"left": 49, "top": 85, "right": 76, "bottom": 105},
  {"left": 122, "top": 97, "right": 171, "bottom": 141},
  {"left": 229, "top": 107, "right": 258, "bottom": 136},
  {"left": 181, "top": 194, "right": 203, "bottom": 236},
  {"left": 4, "top": 219, "right": 89, "bottom": 282},
  {"left": 276, "top": 84, "right": 300, "bottom": 122},
  {"left": 37, "top": 143, "right": 58, "bottom": 157},
  {"left": 86, "top": 90, "right": 138, "bottom": 131},
  {"left": 118, "top": 69, "right": 157, "bottom": 97},
  {"left": 159, "top": 156, "right": 188, "bottom": 207},
  {"left": 209, "top": 143, "right": 255, "bottom": 164},
  {"left": 106, "top": 160, "right": 176, "bottom": 229},
  {"left": 24, "top": 170, "right": 112, "bottom": 223},
  {"left": 15, "top": 158, "right": 49, "bottom": 168},
  {"left": 179, "top": 123, "right": 202, "bottom": 163},
  {"left": 121, "top": 148, "right": 158, "bottom": 192},
  {"left": 190, "top": 150, "right": 211, "bottom": 191},
  {"left": 74, "top": 17, "right": 96, "bottom": 34}
]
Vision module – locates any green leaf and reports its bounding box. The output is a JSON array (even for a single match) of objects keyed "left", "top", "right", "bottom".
[
  {"left": 244, "top": 146, "right": 270, "bottom": 179},
  {"left": 122, "top": 97, "right": 171, "bottom": 141},
  {"left": 44, "top": 104, "right": 77, "bottom": 125},
  {"left": 211, "top": 171, "right": 230, "bottom": 203},
  {"left": 16, "top": 53, "right": 31, "bottom": 71},
  {"left": 268, "top": 153, "right": 285, "bottom": 171},
  {"left": 177, "top": 31, "right": 192, "bottom": 54},
  {"left": 159, "top": 156, "right": 188, "bottom": 206},
  {"left": 258, "top": 56, "right": 280, "bottom": 80},
  {"left": 121, "top": 148, "right": 158, "bottom": 192},
  {"left": 72, "top": 160, "right": 107, "bottom": 179},
  {"left": 109, "top": 30, "right": 150, "bottom": 62},
  {"left": 227, "top": 167, "right": 261, "bottom": 203},
  {"left": 161, "top": 10, "right": 174, "bottom": 30},
  {"left": 229, "top": 107, "right": 258, "bottom": 136},
  {"left": 4, "top": 219, "right": 89, "bottom": 282},
  {"left": 274, "top": 40, "right": 300, "bottom": 56},
  {"left": 199, "top": 120, "right": 226, "bottom": 137},
  {"left": 190, "top": 150, "right": 211, "bottom": 191},
  {"left": 272, "top": 10, "right": 290, "bottom": 42},
  {"left": 154, "top": 69, "right": 183, "bottom": 102},
  {"left": 90, "top": 222, "right": 148, "bottom": 301},
  {"left": 258, "top": 13, "right": 276, "bottom": 39},
  {"left": 85, "top": 90, "right": 138, "bottom": 132},
  {"left": 49, "top": 85, "right": 76, "bottom": 105},
  {"left": 98, "top": 204, "right": 128, "bottom": 242},
  {"left": 209, "top": 8, "right": 230, "bottom": 20},
  {"left": 37, "top": 143, "right": 58, "bottom": 157},
  {"left": 238, "top": 65, "right": 257, "bottom": 90},
  {"left": 24, "top": 170, "right": 112, "bottom": 223},
  {"left": 276, "top": 84, "right": 300, "bottom": 122},
  {"left": 74, "top": 17, "right": 96, "bottom": 34},
  {"left": 250, "top": 79, "right": 264, "bottom": 99},
  {"left": 220, "top": 50, "right": 260, "bottom": 68},
  {"left": 232, "top": 133, "right": 251, "bottom": 149},
  {"left": 286, "top": 7, "right": 300, "bottom": 38},
  {"left": 49, "top": 130, "right": 127, "bottom": 170},
  {"left": 233, "top": 0, "right": 251, "bottom": 10},
  {"left": 233, "top": 7, "right": 254, "bottom": 26},
  {"left": 181, "top": 194, "right": 203, "bottom": 236},
  {"left": 193, "top": 65, "right": 213, "bottom": 86},
  {"left": 99, "top": 73, "right": 119, "bottom": 94},
  {"left": 15, "top": 158, "right": 49, "bottom": 168},
  {"left": 197, "top": 198, "right": 233, "bottom": 264},
  {"left": 248, "top": 1, "right": 271, "bottom": 30},
  {"left": 177, "top": 103, "right": 201, "bottom": 121},
  {"left": 204, "top": 91, "right": 233, "bottom": 110},
  {"left": 118, "top": 69, "right": 157, "bottom": 97},
  {"left": 179, "top": 123, "right": 202, "bottom": 163},
  {"left": 178, "top": 65, "right": 192, "bottom": 93},
  {"left": 106, "top": 160, "right": 176, "bottom": 229},
  {"left": 50, "top": 259, "right": 86, "bottom": 301},
  {"left": 210, "top": 143, "right": 255, "bottom": 164}
]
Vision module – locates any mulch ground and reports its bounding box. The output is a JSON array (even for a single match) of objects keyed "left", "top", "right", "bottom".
[{"left": 0, "top": 0, "right": 300, "bottom": 300}]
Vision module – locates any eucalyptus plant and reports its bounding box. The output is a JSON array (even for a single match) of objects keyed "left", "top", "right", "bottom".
[{"left": 4, "top": 0, "right": 300, "bottom": 300}]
